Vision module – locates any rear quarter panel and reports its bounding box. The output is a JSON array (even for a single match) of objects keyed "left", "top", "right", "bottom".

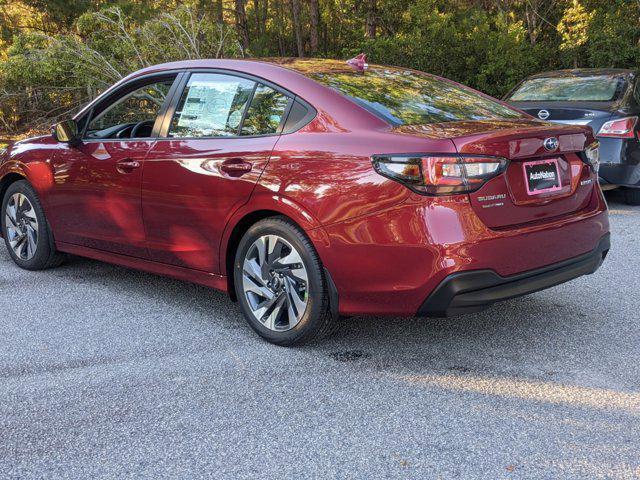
[{"left": 258, "top": 122, "right": 457, "bottom": 227}]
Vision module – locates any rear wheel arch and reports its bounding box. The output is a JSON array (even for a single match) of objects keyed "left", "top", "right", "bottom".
[
  {"left": 222, "top": 204, "right": 332, "bottom": 300},
  {"left": 224, "top": 210, "right": 301, "bottom": 301}
]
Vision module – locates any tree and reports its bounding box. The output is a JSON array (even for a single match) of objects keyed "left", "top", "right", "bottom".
[
  {"left": 291, "top": 0, "right": 304, "bottom": 57},
  {"left": 309, "top": 0, "right": 320, "bottom": 55},
  {"left": 1, "top": 0, "right": 638, "bottom": 138},
  {"left": 522, "top": 0, "right": 557, "bottom": 46},
  {"left": 365, "top": 0, "right": 377, "bottom": 38},
  {"left": 216, "top": 0, "right": 224, "bottom": 23},
  {"left": 234, "top": 0, "right": 250, "bottom": 51},
  {"left": 585, "top": 1, "right": 640, "bottom": 68},
  {"left": 557, "top": 0, "right": 594, "bottom": 67}
]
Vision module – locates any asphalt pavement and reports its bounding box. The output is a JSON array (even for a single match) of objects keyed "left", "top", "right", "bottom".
[{"left": 0, "top": 191, "right": 638, "bottom": 479}]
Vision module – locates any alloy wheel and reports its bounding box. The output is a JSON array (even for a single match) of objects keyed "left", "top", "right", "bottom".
[
  {"left": 5, "top": 193, "right": 39, "bottom": 261},
  {"left": 241, "top": 234, "right": 309, "bottom": 331}
]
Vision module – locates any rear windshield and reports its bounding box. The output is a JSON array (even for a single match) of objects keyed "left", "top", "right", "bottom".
[
  {"left": 509, "top": 75, "right": 627, "bottom": 102},
  {"left": 308, "top": 68, "right": 524, "bottom": 126}
]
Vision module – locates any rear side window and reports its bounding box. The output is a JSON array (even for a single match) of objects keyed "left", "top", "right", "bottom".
[
  {"left": 509, "top": 76, "right": 627, "bottom": 102},
  {"left": 241, "top": 85, "right": 289, "bottom": 136},
  {"left": 169, "top": 73, "right": 255, "bottom": 138},
  {"left": 308, "top": 67, "right": 522, "bottom": 126},
  {"left": 282, "top": 99, "right": 312, "bottom": 133}
]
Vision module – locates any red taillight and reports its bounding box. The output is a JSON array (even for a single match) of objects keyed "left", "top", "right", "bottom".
[
  {"left": 372, "top": 154, "right": 508, "bottom": 195},
  {"left": 597, "top": 116, "right": 637, "bottom": 138}
]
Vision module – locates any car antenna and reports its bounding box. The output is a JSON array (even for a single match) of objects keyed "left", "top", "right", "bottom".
[{"left": 347, "top": 53, "right": 368, "bottom": 72}]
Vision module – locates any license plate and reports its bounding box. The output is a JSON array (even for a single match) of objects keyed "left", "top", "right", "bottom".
[{"left": 523, "top": 159, "right": 562, "bottom": 195}]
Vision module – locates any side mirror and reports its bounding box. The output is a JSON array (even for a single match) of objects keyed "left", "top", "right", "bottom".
[{"left": 52, "top": 119, "right": 80, "bottom": 144}]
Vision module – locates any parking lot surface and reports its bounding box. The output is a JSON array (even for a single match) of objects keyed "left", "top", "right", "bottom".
[{"left": 0, "top": 192, "right": 638, "bottom": 479}]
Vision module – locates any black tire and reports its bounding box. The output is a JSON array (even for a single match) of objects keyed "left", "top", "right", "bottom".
[
  {"left": 233, "top": 216, "right": 337, "bottom": 346},
  {"left": 624, "top": 187, "right": 640, "bottom": 206},
  {"left": 1, "top": 180, "right": 64, "bottom": 270}
]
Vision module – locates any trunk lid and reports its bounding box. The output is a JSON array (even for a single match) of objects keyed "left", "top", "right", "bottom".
[
  {"left": 510, "top": 100, "right": 616, "bottom": 135},
  {"left": 395, "top": 119, "right": 597, "bottom": 229}
]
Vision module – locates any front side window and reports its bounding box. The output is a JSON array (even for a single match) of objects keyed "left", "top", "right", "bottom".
[
  {"left": 86, "top": 79, "right": 174, "bottom": 139},
  {"left": 241, "top": 85, "right": 289, "bottom": 135},
  {"left": 509, "top": 75, "right": 627, "bottom": 102},
  {"left": 169, "top": 73, "right": 255, "bottom": 138}
]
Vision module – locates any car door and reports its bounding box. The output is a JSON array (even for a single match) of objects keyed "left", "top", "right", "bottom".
[
  {"left": 141, "top": 71, "right": 291, "bottom": 273},
  {"left": 48, "top": 74, "right": 180, "bottom": 257}
]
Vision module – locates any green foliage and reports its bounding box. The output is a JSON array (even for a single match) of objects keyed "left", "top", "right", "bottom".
[
  {"left": 0, "top": 5, "right": 241, "bottom": 134},
  {"left": 352, "top": 3, "right": 546, "bottom": 97},
  {"left": 0, "top": 0, "right": 638, "bottom": 136},
  {"left": 585, "top": 1, "right": 640, "bottom": 68},
  {"left": 558, "top": 0, "right": 594, "bottom": 67},
  {"left": 18, "top": 0, "right": 95, "bottom": 29}
]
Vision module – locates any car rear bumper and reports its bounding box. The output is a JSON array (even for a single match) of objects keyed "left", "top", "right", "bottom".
[
  {"left": 597, "top": 136, "right": 640, "bottom": 187},
  {"left": 599, "top": 163, "right": 640, "bottom": 188},
  {"left": 417, "top": 233, "right": 610, "bottom": 317},
  {"left": 318, "top": 186, "right": 609, "bottom": 317}
]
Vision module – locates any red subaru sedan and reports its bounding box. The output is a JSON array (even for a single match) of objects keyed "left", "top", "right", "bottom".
[{"left": 0, "top": 58, "right": 609, "bottom": 345}]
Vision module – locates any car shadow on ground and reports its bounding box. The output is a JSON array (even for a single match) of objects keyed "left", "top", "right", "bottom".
[
  {"left": 32, "top": 247, "right": 577, "bottom": 372},
  {"left": 0, "top": 188, "right": 632, "bottom": 382},
  {"left": 37, "top": 242, "right": 598, "bottom": 391},
  {"left": 318, "top": 193, "right": 630, "bottom": 359},
  {"left": 36, "top": 189, "right": 629, "bottom": 349}
]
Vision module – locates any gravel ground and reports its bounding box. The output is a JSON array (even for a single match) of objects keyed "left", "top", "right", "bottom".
[{"left": 0, "top": 191, "right": 638, "bottom": 479}]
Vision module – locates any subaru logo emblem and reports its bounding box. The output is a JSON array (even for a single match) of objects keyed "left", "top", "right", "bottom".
[
  {"left": 543, "top": 137, "right": 559, "bottom": 152},
  {"left": 538, "top": 109, "right": 550, "bottom": 120}
]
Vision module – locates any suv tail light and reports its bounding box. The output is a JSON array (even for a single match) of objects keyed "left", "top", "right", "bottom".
[
  {"left": 597, "top": 116, "right": 637, "bottom": 138},
  {"left": 372, "top": 154, "right": 508, "bottom": 195}
]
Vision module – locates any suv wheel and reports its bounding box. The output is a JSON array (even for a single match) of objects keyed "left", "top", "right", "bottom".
[
  {"left": 233, "top": 217, "right": 336, "bottom": 346},
  {"left": 1, "top": 180, "right": 64, "bottom": 270}
]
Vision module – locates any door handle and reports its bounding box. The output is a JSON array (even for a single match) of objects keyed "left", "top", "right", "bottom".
[
  {"left": 220, "top": 159, "right": 252, "bottom": 177},
  {"left": 116, "top": 159, "right": 141, "bottom": 173}
]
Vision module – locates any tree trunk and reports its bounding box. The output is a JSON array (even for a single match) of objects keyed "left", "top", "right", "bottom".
[
  {"left": 291, "top": 0, "right": 304, "bottom": 57},
  {"left": 216, "top": 0, "right": 223, "bottom": 23},
  {"left": 274, "top": 0, "right": 285, "bottom": 55},
  {"left": 365, "top": 0, "right": 377, "bottom": 39},
  {"left": 254, "top": 0, "right": 260, "bottom": 33},
  {"left": 234, "top": 0, "right": 250, "bottom": 51},
  {"left": 254, "top": 0, "right": 267, "bottom": 35},
  {"left": 525, "top": 5, "right": 537, "bottom": 46},
  {"left": 263, "top": 0, "right": 269, "bottom": 36},
  {"left": 309, "top": 0, "right": 320, "bottom": 55}
]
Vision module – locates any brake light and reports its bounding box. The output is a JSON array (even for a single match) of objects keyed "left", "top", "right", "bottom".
[
  {"left": 597, "top": 116, "right": 637, "bottom": 138},
  {"left": 372, "top": 154, "right": 508, "bottom": 195}
]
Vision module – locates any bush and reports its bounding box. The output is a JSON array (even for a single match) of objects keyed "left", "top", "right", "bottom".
[
  {"left": 0, "top": 5, "right": 241, "bottom": 136},
  {"left": 0, "top": 0, "right": 638, "bottom": 138},
  {"left": 352, "top": 4, "right": 546, "bottom": 98}
]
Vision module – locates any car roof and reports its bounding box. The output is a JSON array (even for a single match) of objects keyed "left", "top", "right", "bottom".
[
  {"left": 525, "top": 68, "right": 636, "bottom": 79},
  {"left": 126, "top": 57, "right": 407, "bottom": 81},
  {"left": 259, "top": 57, "right": 396, "bottom": 75}
]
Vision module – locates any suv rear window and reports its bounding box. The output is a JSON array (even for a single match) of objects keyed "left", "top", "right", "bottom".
[
  {"left": 509, "top": 75, "right": 627, "bottom": 102},
  {"left": 307, "top": 67, "right": 523, "bottom": 126}
]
